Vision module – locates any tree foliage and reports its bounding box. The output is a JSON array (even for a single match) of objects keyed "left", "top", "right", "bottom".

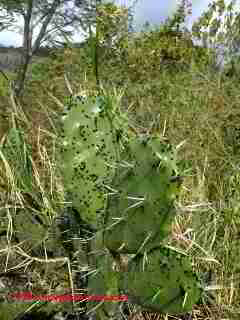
[
  {"left": 192, "top": 0, "right": 240, "bottom": 71},
  {"left": 0, "top": 0, "right": 92, "bottom": 97}
]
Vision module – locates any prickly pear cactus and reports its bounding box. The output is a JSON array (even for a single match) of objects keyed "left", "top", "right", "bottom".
[
  {"left": 120, "top": 247, "right": 202, "bottom": 314},
  {"left": 103, "top": 135, "right": 182, "bottom": 254},
  {"left": 58, "top": 92, "right": 202, "bottom": 318},
  {"left": 59, "top": 94, "right": 119, "bottom": 229}
]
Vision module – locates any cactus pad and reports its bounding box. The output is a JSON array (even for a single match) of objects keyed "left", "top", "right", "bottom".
[
  {"left": 120, "top": 246, "right": 201, "bottom": 314},
  {"left": 87, "top": 251, "right": 122, "bottom": 319},
  {"left": 104, "top": 135, "right": 182, "bottom": 253},
  {"left": 59, "top": 95, "right": 117, "bottom": 228}
]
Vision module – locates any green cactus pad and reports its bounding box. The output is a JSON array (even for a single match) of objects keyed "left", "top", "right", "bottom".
[
  {"left": 104, "top": 136, "right": 182, "bottom": 253},
  {"left": 120, "top": 246, "right": 202, "bottom": 314},
  {"left": 104, "top": 200, "right": 175, "bottom": 254},
  {"left": 59, "top": 95, "right": 117, "bottom": 229},
  {"left": 87, "top": 251, "right": 122, "bottom": 320}
]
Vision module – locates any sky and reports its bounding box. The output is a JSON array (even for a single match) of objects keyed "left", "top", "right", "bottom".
[
  {"left": 0, "top": 0, "right": 235, "bottom": 47},
  {"left": 118, "top": 0, "right": 210, "bottom": 31}
]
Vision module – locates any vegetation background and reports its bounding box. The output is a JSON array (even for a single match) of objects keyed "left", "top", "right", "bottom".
[{"left": 0, "top": 0, "right": 240, "bottom": 319}]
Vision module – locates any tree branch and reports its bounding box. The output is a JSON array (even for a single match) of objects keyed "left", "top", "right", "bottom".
[{"left": 32, "top": 0, "right": 61, "bottom": 54}]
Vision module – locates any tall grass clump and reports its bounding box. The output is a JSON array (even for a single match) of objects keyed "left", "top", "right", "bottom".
[{"left": 0, "top": 86, "right": 81, "bottom": 318}]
